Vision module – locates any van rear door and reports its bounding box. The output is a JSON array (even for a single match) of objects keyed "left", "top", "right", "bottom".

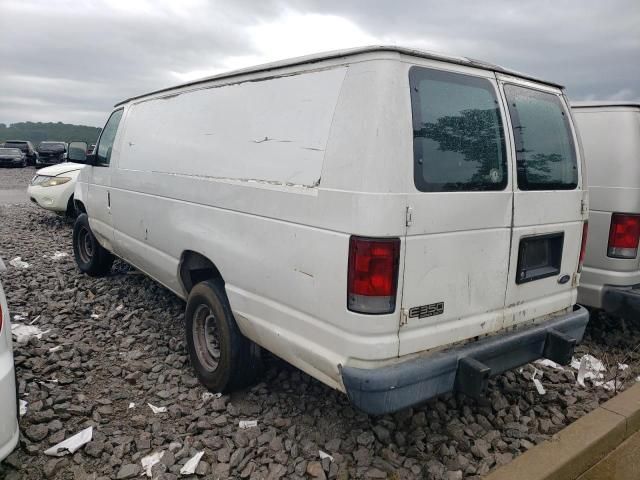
[
  {"left": 498, "top": 76, "right": 587, "bottom": 327},
  {"left": 399, "top": 65, "right": 514, "bottom": 356}
]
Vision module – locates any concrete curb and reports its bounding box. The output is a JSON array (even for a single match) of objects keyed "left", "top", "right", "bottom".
[{"left": 484, "top": 383, "right": 640, "bottom": 480}]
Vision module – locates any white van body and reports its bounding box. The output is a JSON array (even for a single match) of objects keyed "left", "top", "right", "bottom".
[
  {"left": 74, "top": 47, "right": 589, "bottom": 413},
  {"left": 0, "top": 258, "right": 19, "bottom": 461},
  {"left": 573, "top": 102, "right": 640, "bottom": 315}
]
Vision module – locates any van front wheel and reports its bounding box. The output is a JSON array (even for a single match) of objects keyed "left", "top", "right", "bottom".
[
  {"left": 185, "top": 280, "right": 258, "bottom": 393},
  {"left": 72, "top": 213, "right": 114, "bottom": 276}
]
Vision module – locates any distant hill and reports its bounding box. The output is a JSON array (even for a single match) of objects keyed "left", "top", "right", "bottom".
[{"left": 0, "top": 121, "right": 101, "bottom": 146}]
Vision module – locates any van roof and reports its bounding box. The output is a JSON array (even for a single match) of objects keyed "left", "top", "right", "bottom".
[
  {"left": 114, "top": 45, "right": 563, "bottom": 107},
  {"left": 572, "top": 101, "right": 640, "bottom": 109}
]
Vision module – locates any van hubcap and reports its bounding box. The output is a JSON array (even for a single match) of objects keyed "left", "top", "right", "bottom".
[
  {"left": 77, "top": 226, "right": 94, "bottom": 264},
  {"left": 193, "top": 304, "right": 220, "bottom": 371}
]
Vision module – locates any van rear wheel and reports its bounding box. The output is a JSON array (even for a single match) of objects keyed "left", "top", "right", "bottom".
[
  {"left": 185, "top": 280, "right": 258, "bottom": 393},
  {"left": 73, "top": 213, "right": 114, "bottom": 276}
]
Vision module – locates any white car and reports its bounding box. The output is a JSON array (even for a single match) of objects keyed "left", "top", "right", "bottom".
[
  {"left": 28, "top": 162, "right": 85, "bottom": 217},
  {"left": 69, "top": 46, "right": 589, "bottom": 414},
  {"left": 0, "top": 258, "right": 19, "bottom": 461}
]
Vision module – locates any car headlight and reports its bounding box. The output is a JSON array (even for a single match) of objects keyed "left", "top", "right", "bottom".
[{"left": 40, "top": 176, "right": 72, "bottom": 187}]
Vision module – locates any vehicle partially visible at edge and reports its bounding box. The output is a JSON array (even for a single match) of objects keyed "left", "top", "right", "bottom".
[
  {"left": 0, "top": 257, "right": 19, "bottom": 461},
  {"left": 573, "top": 101, "right": 640, "bottom": 318}
]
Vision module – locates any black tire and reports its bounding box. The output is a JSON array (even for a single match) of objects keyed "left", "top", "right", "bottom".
[
  {"left": 72, "top": 213, "right": 113, "bottom": 276},
  {"left": 185, "top": 280, "right": 259, "bottom": 392},
  {"left": 65, "top": 195, "right": 78, "bottom": 220}
]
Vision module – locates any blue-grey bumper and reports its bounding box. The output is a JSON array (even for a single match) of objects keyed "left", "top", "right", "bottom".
[
  {"left": 602, "top": 284, "right": 640, "bottom": 319},
  {"left": 341, "top": 305, "right": 589, "bottom": 415}
]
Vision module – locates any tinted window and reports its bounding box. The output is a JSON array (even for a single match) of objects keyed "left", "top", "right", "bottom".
[
  {"left": 4, "top": 142, "right": 27, "bottom": 152},
  {"left": 96, "top": 109, "right": 124, "bottom": 166},
  {"left": 504, "top": 85, "right": 578, "bottom": 190},
  {"left": 410, "top": 67, "right": 507, "bottom": 192}
]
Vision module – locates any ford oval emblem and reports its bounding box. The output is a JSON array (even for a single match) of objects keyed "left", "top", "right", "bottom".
[{"left": 558, "top": 274, "right": 570, "bottom": 284}]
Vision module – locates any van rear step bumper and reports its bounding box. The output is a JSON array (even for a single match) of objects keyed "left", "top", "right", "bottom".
[
  {"left": 602, "top": 284, "right": 640, "bottom": 319},
  {"left": 341, "top": 305, "right": 589, "bottom": 415}
]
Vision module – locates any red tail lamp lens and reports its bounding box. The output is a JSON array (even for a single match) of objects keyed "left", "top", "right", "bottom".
[
  {"left": 347, "top": 236, "right": 400, "bottom": 314},
  {"left": 608, "top": 214, "right": 640, "bottom": 259}
]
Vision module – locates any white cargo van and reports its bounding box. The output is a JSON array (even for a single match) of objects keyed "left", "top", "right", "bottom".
[
  {"left": 572, "top": 102, "right": 640, "bottom": 317},
  {"left": 68, "top": 46, "right": 589, "bottom": 414}
]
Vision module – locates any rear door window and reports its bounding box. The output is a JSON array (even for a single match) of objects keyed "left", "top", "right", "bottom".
[
  {"left": 504, "top": 85, "right": 578, "bottom": 190},
  {"left": 409, "top": 67, "right": 508, "bottom": 192}
]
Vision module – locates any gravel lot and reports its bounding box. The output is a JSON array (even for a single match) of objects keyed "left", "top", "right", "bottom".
[{"left": 1, "top": 166, "right": 640, "bottom": 480}]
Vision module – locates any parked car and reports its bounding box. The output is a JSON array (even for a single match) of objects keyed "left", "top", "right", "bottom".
[
  {"left": 36, "top": 141, "right": 68, "bottom": 167},
  {"left": 573, "top": 101, "right": 640, "bottom": 318},
  {"left": 27, "top": 162, "right": 85, "bottom": 218},
  {"left": 68, "top": 46, "right": 589, "bottom": 414},
  {"left": 0, "top": 147, "right": 27, "bottom": 168},
  {"left": 2, "top": 140, "right": 38, "bottom": 166},
  {"left": 0, "top": 257, "right": 19, "bottom": 461}
]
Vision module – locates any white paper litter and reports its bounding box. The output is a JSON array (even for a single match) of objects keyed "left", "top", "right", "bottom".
[
  {"left": 535, "top": 359, "right": 564, "bottom": 370},
  {"left": 593, "top": 379, "right": 622, "bottom": 391},
  {"left": 319, "top": 450, "right": 334, "bottom": 462},
  {"left": 239, "top": 420, "right": 258, "bottom": 429},
  {"left": 148, "top": 403, "right": 167, "bottom": 414},
  {"left": 573, "top": 354, "right": 607, "bottom": 387},
  {"left": 19, "top": 400, "right": 27, "bottom": 416},
  {"left": 9, "top": 257, "right": 29, "bottom": 269},
  {"left": 533, "top": 378, "right": 546, "bottom": 395},
  {"left": 50, "top": 251, "right": 69, "bottom": 260},
  {"left": 90, "top": 314, "right": 100, "bottom": 319},
  {"left": 116, "top": 305, "right": 124, "bottom": 312},
  {"left": 180, "top": 451, "right": 204, "bottom": 475},
  {"left": 129, "top": 402, "right": 135, "bottom": 409},
  {"left": 48, "top": 345, "right": 62, "bottom": 353},
  {"left": 11, "top": 323, "right": 50, "bottom": 343},
  {"left": 141, "top": 451, "right": 164, "bottom": 477},
  {"left": 12, "top": 314, "right": 26, "bottom": 322},
  {"left": 202, "top": 392, "right": 222, "bottom": 402},
  {"left": 618, "top": 363, "right": 629, "bottom": 371},
  {"left": 44, "top": 426, "right": 93, "bottom": 456}
]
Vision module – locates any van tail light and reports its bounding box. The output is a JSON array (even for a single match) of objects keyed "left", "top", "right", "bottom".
[
  {"left": 347, "top": 236, "right": 400, "bottom": 314},
  {"left": 578, "top": 222, "right": 588, "bottom": 272},
  {"left": 608, "top": 213, "right": 640, "bottom": 259}
]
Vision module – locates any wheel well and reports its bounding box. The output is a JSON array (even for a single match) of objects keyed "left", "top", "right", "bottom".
[
  {"left": 179, "top": 251, "right": 223, "bottom": 294},
  {"left": 74, "top": 199, "right": 86, "bottom": 214}
]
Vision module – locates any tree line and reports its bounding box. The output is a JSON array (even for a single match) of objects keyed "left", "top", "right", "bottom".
[{"left": 0, "top": 121, "right": 101, "bottom": 146}]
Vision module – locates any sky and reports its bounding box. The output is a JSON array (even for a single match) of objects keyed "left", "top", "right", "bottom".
[{"left": 1, "top": 0, "right": 638, "bottom": 127}]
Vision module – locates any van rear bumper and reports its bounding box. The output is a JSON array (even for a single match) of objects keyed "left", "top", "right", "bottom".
[
  {"left": 341, "top": 305, "right": 589, "bottom": 415},
  {"left": 602, "top": 284, "right": 640, "bottom": 319}
]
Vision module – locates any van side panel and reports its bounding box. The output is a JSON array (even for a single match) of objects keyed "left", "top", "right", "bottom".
[
  {"left": 119, "top": 68, "right": 348, "bottom": 187},
  {"left": 109, "top": 63, "right": 408, "bottom": 388}
]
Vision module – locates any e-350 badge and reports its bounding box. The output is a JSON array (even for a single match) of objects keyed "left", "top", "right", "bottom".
[{"left": 409, "top": 302, "right": 445, "bottom": 319}]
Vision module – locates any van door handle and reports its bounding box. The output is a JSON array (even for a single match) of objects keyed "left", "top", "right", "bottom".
[{"left": 107, "top": 191, "right": 111, "bottom": 208}]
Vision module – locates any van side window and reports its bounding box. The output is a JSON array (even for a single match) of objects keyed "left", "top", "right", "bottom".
[
  {"left": 96, "top": 109, "right": 124, "bottom": 166},
  {"left": 504, "top": 85, "right": 578, "bottom": 190},
  {"left": 409, "top": 67, "right": 507, "bottom": 192}
]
